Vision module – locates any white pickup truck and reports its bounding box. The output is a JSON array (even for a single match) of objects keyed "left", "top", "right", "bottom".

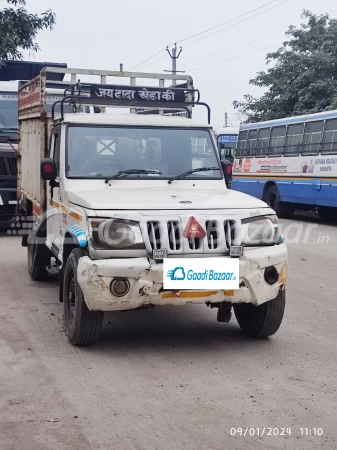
[{"left": 18, "top": 67, "right": 287, "bottom": 345}]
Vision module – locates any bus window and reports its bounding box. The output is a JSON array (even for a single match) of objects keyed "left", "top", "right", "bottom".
[
  {"left": 236, "top": 131, "right": 248, "bottom": 157},
  {"left": 285, "top": 123, "right": 303, "bottom": 154},
  {"left": 256, "top": 128, "right": 270, "bottom": 156},
  {"left": 302, "top": 121, "right": 324, "bottom": 154},
  {"left": 269, "top": 126, "right": 286, "bottom": 155},
  {"left": 247, "top": 129, "right": 258, "bottom": 157},
  {"left": 322, "top": 119, "right": 337, "bottom": 154}
]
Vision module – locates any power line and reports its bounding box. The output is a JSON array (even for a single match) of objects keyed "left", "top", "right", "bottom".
[
  {"left": 185, "top": 1, "right": 337, "bottom": 70},
  {"left": 139, "top": 54, "right": 167, "bottom": 71},
  {"left": 138, "top": 39, "right": 275, "bottom": 73},
  {"left": 182, "top": 0, "right": 289, "bottom": 48},
  {"left": 125, "top": 0, "right": 337, "bottom": 74},
  {"left": 169, "top": 0, "right": 281, "bottom": 46},
  {"left": 187, "top": 46, "right": 277, "bottom": 71},
  {"left": 127, "top": 48, "right": 166, "bottom": 72},
  {"left": 125, "top": 0, "right": 289, "bottom": 72},
  {"left": 182, "top": 32, "right": 278, "bottom": 66},
  {"left": 183, "top": 4, "right": 337, "bottom": 69}
]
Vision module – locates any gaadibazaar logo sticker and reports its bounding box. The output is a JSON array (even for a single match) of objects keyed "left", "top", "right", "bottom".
[{"left": 163, "top": 258, "right": 239, "bottom": 290}]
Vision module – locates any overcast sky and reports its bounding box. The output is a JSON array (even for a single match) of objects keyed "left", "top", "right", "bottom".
[{"left": 21, "top": 0, "right": 337, "bottom": 127}]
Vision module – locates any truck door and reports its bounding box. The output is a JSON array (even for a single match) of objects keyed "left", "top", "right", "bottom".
[{"left": 46, "top": 127, "right": 62, "bottom": 256}]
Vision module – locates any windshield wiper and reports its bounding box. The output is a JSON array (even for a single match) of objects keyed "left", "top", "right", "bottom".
[
  {"left": 168, "top": 167, "right": 220, "bottom": 184},
  {"left": 105, "top": 169, "right": 162, "bottom": 182}
]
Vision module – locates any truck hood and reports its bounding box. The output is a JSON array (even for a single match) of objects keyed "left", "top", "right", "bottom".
[{"left": 67, "top": 185, "right": 267, "bottom": 211}]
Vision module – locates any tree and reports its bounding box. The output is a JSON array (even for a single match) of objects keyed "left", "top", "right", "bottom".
[
  {"left": 233, "top": 11, "right": 337, "bottom": 123},
  {"left": 0, "top": 0, "right": 55, "bottom": 63}
]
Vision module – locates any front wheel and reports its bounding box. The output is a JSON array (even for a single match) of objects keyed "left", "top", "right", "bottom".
[
  {"left": 27, "top": 231, "right": 51, "bottom": 281},
  {"left": 233, "top": 289, "right": 285, "bottom": 338},
  {"left": 63, "top": 248, "right": 103, "bottom": 345},
  {"left": 265, "top": 185, "right": 294, "bottom": 218}
]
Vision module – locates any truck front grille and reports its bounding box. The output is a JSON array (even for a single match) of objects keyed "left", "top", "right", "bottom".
[
  {"left": 7, "top": 157, "right": 17, "bottom": 176},
  {"left": 0, "top": 156, "right": 17, "bottom": 176},
  {"left": 143, "top": 217, "right": 240, "bottom": 255},
  {"left": 147, "top": 221, "right": 161, "bottom": 250},
  {"left": 167, "top": 220, "right": 181, "bottom": 250},
  {"left": 224, "top": 220, "right": 236, "bottom": 249},
  {"left": 0, "top": 159, "right": 6, "bottom": 175},
  {"left": 206, "top": 220, "right": 218, "bottom": 250}
]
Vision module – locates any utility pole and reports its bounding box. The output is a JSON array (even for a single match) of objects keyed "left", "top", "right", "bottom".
[
  {"left": 165, "top": 44, "right": 184, "bottom": 86},
  {"left": 224, "top": 112, "right": 228, "bottom": 127}
]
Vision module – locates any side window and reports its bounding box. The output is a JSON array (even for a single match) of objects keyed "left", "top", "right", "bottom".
[
  {"left": 302, "top": 121, "right": 324, "bottom": 154},
  {"left": 322, "top": 119, "right": 337, "bottom": 154},
  {"left": 285, "top": 123, "right": 303, "bottom": 155},
  {"left": 247, "top": 129, "right": 258, "bottom": 157},
  {"left": 236, "top": 130, "right": 248, "bottom": 157},
  {"left": 52, "top": 130, "right": 60, "bottom": 176},
  {"left": 269, "top": 126, "right": 286, "bottom": 155},
  {"left": 256, "top": 128, "right": 270, "bottom": 156}
]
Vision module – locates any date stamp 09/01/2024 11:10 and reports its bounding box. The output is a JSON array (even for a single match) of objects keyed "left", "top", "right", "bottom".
[{"left": 230, "top": 428, "right": 324, "bottom": 437}]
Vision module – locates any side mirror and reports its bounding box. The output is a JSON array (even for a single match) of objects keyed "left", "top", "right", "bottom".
[
  {"left": 41, "top": 158, "right": 57, "bottom": 181},
  {"left": 221, "top": 159, "right": 233, "bottom": 189}
]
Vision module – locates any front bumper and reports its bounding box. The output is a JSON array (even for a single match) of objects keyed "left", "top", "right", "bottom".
[{"left": 77, "top": 243, "right": 288, "bottom": 312}]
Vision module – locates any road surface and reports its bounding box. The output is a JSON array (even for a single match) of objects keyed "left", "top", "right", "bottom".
[{"left": 0, "top": 216, "right": 336, "bottom": 450}]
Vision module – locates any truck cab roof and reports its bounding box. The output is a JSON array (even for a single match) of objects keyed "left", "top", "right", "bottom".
[{"left": 60, "top": 113, "right": 212, "bottom": 129}]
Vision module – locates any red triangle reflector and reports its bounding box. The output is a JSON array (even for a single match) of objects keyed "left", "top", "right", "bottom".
[{"left": 183, "top": 216, "right": 206, "bottom": 239}]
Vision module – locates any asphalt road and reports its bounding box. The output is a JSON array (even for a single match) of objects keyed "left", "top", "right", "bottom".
[{"left": 1, "top": 216, "right": 337, "bottom": 450}]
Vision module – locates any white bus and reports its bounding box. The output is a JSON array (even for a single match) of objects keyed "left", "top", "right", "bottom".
[
  {"left": 233, "top": 111, "right": 337, "bottom": 220},
  {"left": 214, "top": 127, "right": 239, "bottom": 163}
]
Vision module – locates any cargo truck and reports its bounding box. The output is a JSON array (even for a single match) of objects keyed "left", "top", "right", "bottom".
[
  {"left": 18, "top": 66, "right": 288, "bottom": 345},
  {"left": 0, "top": 61, "right": 69, "bottom": 227}
]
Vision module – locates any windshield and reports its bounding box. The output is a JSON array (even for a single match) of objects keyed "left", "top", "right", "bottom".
[
  {"left": 219, "top": 142, "right": 236, "bottom": 160},
  {"left": 217, "top": 135, "right": 237, "bottom": 162},
  {"left": 66, "top": 126, "right": 221, "bottom": 180},
  {"left": 0, "top": 93, "right": 18, "bottom": 131}
]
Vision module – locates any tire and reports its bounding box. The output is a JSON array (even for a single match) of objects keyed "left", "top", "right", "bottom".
[
  {"left": 318, "top": 206, "right": 337, "bottom": 223},
  {"left": 27, "top": 231, "right": 50, "bottom": 281},
  {"left": 234, "top": 288, "right": 285, "bottom": 338},
  {"left": 63, "top": 248, "right": 103, "bottom": 345},
  {"left": 265, "top": 185, "right": 294, "bottom": 218}
]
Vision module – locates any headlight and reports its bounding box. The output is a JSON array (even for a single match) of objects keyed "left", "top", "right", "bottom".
[
  {"left": 241, "top": 215, "right": 279, "bottom": 246},
  {"left": 90, "top": 219, "right": 145, "bottom": 250}
]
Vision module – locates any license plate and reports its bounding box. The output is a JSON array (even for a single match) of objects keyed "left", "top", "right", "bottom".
[
  {"left": 153, "top": 248, "right": 168, "bottom": 260},
  {"left": 230, "top": 245, "right": 243, "bottom": 257}
]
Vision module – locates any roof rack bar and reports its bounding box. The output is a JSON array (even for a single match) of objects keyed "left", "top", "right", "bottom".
[
  {"left": 39, "top": 66, "right": 192, "bottom": 81},
  {"left": 18, "top": 66, "right": 200, "bottom": 120}
]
